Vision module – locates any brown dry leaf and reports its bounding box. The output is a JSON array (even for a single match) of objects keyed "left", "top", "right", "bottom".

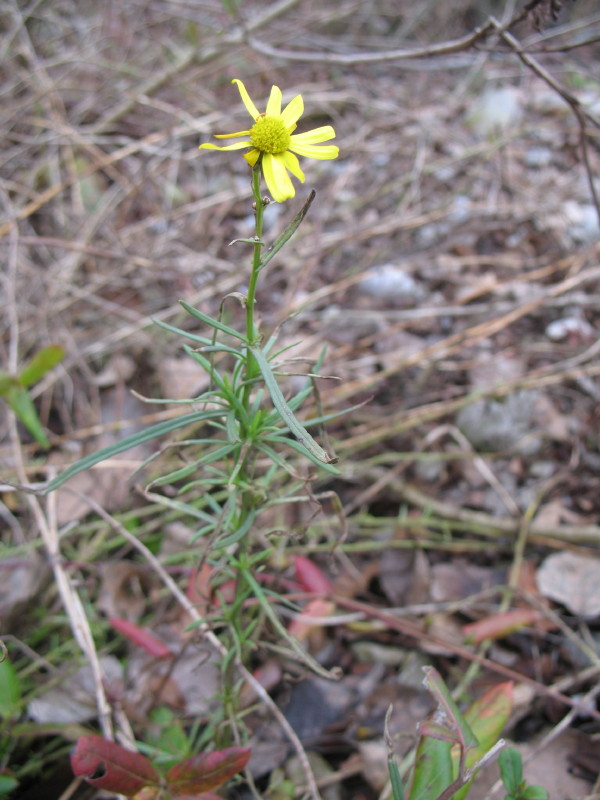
[
  {"left": 568, "top": 730, "right": 600, "bottom": 783},
  {"left": 534, "top": 394, "right": 570, "bottom": 441},
  {"left": 533, "top": 499, "right": 566, "bottom": 528},
  {"left": 51, "top": 459, "right": 137, "bottom": 526},
  {"left": 28, "top": 657, "right": 123, "bottom": 724},
  {"left": 430, "top": 560, "right": 505, "bottom": 603},
  {"left": 97, "top": 562, "right": 159, "bottom": 621},
  {"left": 126, "top": 635, "right": 221, "bottom": 718},
  {"left": 421, "top": 613, "right": 466, "bottom": 656},
  {"left": 0, "top": 552, "right": 50, "bottom": 632},
  {"left": 379, "top": 549, "right": 431, "bottom": 606},
  {"left": 286, "top": 752, "right": 341, "bottom": 800},
  {"left": 357, "top": 740, "right": 388, "bottom": 792},
  {"left": 536, "top": 551, "right": 600, "bottom": 618}
]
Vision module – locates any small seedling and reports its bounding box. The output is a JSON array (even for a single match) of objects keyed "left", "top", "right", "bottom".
[
  {"left": 499, "top": 747, "right": 548, "bottom": 800},
  {"left": 0, "top": 345, "right": 63, "bottom": 447},
  {"left": 387, "top": 668, "right": 513, "bottom": 800},
  {"left": 71, "top": 735, "right": 250, "bottom": 799}
]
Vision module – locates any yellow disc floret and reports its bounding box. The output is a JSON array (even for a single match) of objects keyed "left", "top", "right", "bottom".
[
  {"left": 249, "top": 116, "right": 291, "bottom": 154},
  {"left": 199, "top": 79, "right": 339, "bottom": 202}
]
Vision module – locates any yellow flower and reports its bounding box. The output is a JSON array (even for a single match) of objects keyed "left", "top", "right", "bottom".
[{"left": 200, "top": 79, "right": 339, "bottom": 203}]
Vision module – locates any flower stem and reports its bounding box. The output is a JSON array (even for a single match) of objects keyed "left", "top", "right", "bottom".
[
  {"left": 221, "top": 165, "right": 265, "bottom": 744},
  {"left": 243, "top": 165, "right": 264, "bottom": 404}
]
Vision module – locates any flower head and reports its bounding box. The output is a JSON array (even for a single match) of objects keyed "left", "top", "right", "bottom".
[{"left": 200, "top": 79, "right": 339, "bottom": 203}]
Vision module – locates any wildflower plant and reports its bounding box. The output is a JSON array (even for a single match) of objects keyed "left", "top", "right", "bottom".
[{"left": 47, "top": 79, "right": 342, "bottom": 741}]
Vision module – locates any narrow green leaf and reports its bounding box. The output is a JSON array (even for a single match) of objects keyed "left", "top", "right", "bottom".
[
  {"left": 179, "top": 300, "right": 247, "bottom": 342},
  {"left": 225, "top": 409, "right": 239, "bottom": 443},
  {"left": 452, "top": 683, "right": 513, "bottom": 800},
  {"left": 388, "top": 756, "right": 405, "bottom": 800},
  {"left": 498, "top": 748, "right": 523, "bottom": 795},
  {"left": 423, "top": 666, "right": 478, "bottom": 749},
  {"left": 229, "top": 237, "right": 265, "bottom": 246},
  {"left": 408, "top": 735, "right": 453, "bottom": 800},
  {"left": 153, "top": 318, "right": 219, "bottom": 346},
  {"left": 255, "top": 442, "right": 293, "bottom": 474},
  {"left": 259, "top": 190, "right": 315, "bottom": 272},
  {"left": 419, "top": 720, "right": 463, "bottom": 746},
  {"left": 45, "top": 409, "right": 225, "bottom": 492},
  {"left": 154, "top": 319, "right": 246, "bottom": 360},
  {"left": 0, "top": 656, "right": 22, "bottom": 720},
  {"left": 145, "top": 493, "right": 215, "bottom": 524},
  {"left": 182, "top": 346, "right": 248, "bottom": 425},
  {"left": 250, "top": 347, "right": 335, "bottom": 465},
  {"left": 523, "top": 786, "right": 549, "bottom": 800},
  {"left": 6, "top": 386, "right": 49, "bottom": 447},
  {"left": 0, "top": 775, "right": 18, "bottom": 794},
  {"left": 210, "top": 510, "right": 256, "bottom": 549},
  {"left": 262, "top": 435, "right": 340, "bottom": 474},
  {"left": 241, "top": 568, "right": 336, "bottom": 680},
  {"left": 19, "top": 345, "right": 64, "bottom": 386},
  {"left": 0, "top": 371, "right": 15, "bottom": 396}
]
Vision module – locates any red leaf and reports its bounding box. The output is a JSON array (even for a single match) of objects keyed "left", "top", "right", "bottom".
[
  {"left": 288, "top": 598, "right": 335, "bottom": 641},
  {"left": 462, "top": 609, "right": 542, "bottom": 644},
  {"left": 186, "top": 563, "right": 213, "bottom": 614},
  {"left": 174, "top": 795, "right": 225, "bottom": 800},
  {"left": 173, "top": 795, "right": 225, "bottom": 800},
  {"left": 109, "top": 616, "right": 173, "bottom": 659},
  {"left": 294, "top": 555, "right": 332, "bottom": 594},
  {"left": 165, "top": 747, "right": 250, "bottom": 795},
  {"left": 71, "top": 736, "right": 160, "bottom": 797}
]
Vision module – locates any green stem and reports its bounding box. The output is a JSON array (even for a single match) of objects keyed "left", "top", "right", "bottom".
[
  {"left": 243, "top": 165, "right": 265, "bottom": 406},
  {"left": 221, "top": 164, "right": 265, "bottom": 745}
]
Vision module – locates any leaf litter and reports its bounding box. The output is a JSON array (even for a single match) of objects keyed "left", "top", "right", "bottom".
[{"left": 2, "top": 0, "right": 600, "bottom": 798}]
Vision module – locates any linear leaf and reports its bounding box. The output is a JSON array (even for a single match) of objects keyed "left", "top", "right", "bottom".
[
  {"left": 6, "top": 385, "right": 49, "bottom": 447},
  {"left": 264, "top": 435, "right": 340, "bottom": 474},
  {"left": 250, "top": 347, "right": 335, "bottom": 465},
  {"left": 45, "top": 409, "right": 224, "bottom": 492},
  {"left": 19, "top": 345, "right": 64, "bottom": 386},
  {"left": 179, "top": 301, "right": 247, "bottom": 341},
  {"left": 259, "top": 190, "right": 315, "bottom": 272}
]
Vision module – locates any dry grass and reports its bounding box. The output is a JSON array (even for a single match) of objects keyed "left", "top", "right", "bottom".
[{"left": 2, "top": 0, "right": 600, "bottom": 797}]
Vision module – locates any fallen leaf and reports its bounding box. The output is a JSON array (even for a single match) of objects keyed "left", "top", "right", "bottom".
[
  {"left": 28, "top": 657, "right": 123, "bottom": 724},
  {"left": 0, "top": 553, "right": 49, "bottom": 632},
  {"left": 294, "top": 555, "right": 333, "bottom": 594},
  {"left": 536, "top": 552, "right": 600, "bottom": 618},
  {"left": 462, "top": 609, "right": 543, "bottom": 644},
  {"left": 288, "top": 598, "right": 335, "bottom": 642},
  {"left": 109, "top": 617, "right": 173, "bottom": 659},
  {"left": 165, "top": 747, "right": 251, "bottom": 794},
  {"left": 71, "top": 735, "right": 159, "bottom": 796}
]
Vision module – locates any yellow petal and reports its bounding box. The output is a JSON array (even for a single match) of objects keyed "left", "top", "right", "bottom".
[
  {"left": 199, "top": 141, "right": 251, "bottom": 151},
  {"left": 289, "top": 142, "right": 339, "bottom": 160},
  {"left": 290, "top": 125, "right": 336, "bottom": 145},
  {"left": 282, "top": 151, "right": 305, "bottom": 182},
  {"left": 281, "top": 94, "right": 304, "bottom": 128},
  {"left": 232, "top": 79, "right": 260, "bottom": 120},
  {"left": 262, "top": 153, "right": 295, "bottom": 202},
  {"left": 243, "top": 149, "right": 260, "bottom": 167},
  {"left": 214, "top": 130, "right": 250, "bottom": 138},
  {"left": 266, "top": 85, "right": 282, "bottom": 117}
]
